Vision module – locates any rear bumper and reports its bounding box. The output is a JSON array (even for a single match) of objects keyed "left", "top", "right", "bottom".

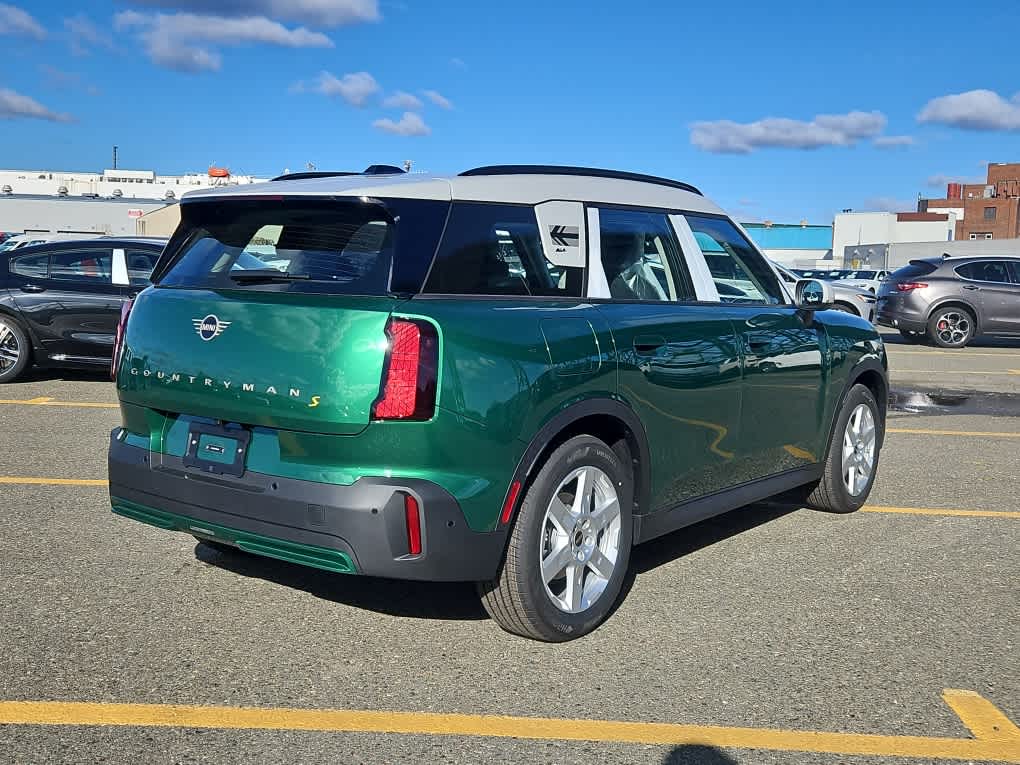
[
  {"left": 875, "top": 296, "right": 927, "bottom": 332},
  {"left": 108, "top": 431, "right": 508, "bottom": 582}
]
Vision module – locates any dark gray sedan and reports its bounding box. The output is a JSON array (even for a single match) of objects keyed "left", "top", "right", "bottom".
[{"left": 876, "top": 256, "right": 1020, "bottom": 347}]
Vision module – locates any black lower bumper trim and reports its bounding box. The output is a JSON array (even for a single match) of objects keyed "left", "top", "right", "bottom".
[{"left": 108, "top": 432, "right": 507, "bottom": 582}]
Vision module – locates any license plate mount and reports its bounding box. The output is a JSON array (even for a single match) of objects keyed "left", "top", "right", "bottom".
[{"left": 183, "top": 423, "right": 252, "bottom": 478}]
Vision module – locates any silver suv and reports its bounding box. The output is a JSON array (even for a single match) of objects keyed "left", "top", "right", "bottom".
[{"left": 876, "top": 256, "right": 1020, "bottom": 347}]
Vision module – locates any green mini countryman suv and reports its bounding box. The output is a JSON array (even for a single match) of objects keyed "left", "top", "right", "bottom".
[{"left": 108, "top": 165, "right": 888, "bottom": 641}]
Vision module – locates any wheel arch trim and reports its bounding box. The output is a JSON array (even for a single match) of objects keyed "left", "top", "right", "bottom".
[{"left": 502, "top": 397, "right": 652, "bottom": 526}]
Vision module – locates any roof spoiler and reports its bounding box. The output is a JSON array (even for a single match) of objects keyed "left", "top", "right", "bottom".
[{"left": 271, "top": 165, "right": 406, "bottom": 182}]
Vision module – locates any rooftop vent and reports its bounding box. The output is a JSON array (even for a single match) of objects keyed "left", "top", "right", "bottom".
[
  {"left": 57, "top": 186, "right": 68, "bottom": 197},
  {"left": 112, "top": 189, "right": 123, "bottom": 198},
  {"left": 1, "top": 185, "right": 11, "bottom": 195}
]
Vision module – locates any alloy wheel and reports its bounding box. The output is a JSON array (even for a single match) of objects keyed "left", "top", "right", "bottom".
[
  {"left": 539, "top": 466, "right": 622, "bottom": 614},
  {"left": 842, "top": 403, "right": 876, "bottom": 497},
  {"left": 934, "top": 311, "right": 971, "bottom": 346},
  {"left": 0, "top": 321, "right": 21, "bottom": 372}
]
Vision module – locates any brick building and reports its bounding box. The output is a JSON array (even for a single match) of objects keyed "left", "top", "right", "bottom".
[{"left": 920, "top": 162, "right": 1020, "bottom": 241}]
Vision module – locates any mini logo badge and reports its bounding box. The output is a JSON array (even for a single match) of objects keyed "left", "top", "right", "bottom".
[{"left": 192, "top": 314, "right": 231, "bottom": 341}]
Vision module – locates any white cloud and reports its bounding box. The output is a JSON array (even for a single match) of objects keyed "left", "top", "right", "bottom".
[
  {"left": 422, "top": 89, "right": 452, "bottom": 109},
  {"left": 863, "top": 196, "right": 914, "bottom": 213},
  {"left": 129, "top": 0, "right": 380, "bottom": 27},
  {"left": 382, "top": 90, "right": 423, "bottom": 110},
  {"left": 0, "top": 3, "right": 46, "bottom": 39},
  {"left": 372, "top": 111, "right": 430, "bottom": 136},
  {"left": 313, "top": 71, "right": 379, "bottom": 106},
  {"left": 918, "top": 89, "right": 1020, "bottom": 132},
  {"left": 450, "top": 57, "right": 466, "bottom": 69},
  {"left": 0, "top": 88, "right": 73, "bottom": 122},
  {"left": 691, "top": 110, "right": 887, "bottom": 154},
  {"left": 115, "top": 11, "right": 333, "bottom": 72},
  {"left": 873, "top": 135, "right": 914, "bottom": 149},
  {"left": 64, "top": 14, "right": 114, "bottom": 56}
]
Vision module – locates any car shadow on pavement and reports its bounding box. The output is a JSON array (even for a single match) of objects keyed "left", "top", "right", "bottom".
[
  {"left": 629, "top": 502, "right": 796, "bottom": 577},
  {"left": 661, "top": 745, "right": 738, "bottom": 764},
  {"left": 195, "top": 502, "right": 797, "bottom": 624},
  {"left": 193, "top": 541, "right": 488, "bottom": 621}
]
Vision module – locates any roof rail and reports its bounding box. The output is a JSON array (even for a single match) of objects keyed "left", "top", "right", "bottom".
[
  {"left": 458, "top": 165, "right": 702, "bottom": 196},
  {"left": 271, "top": 171, "right": 359, "bottom": 182},
  {"left": 271, "top": 165, "right": 407, "bottom": 182}
]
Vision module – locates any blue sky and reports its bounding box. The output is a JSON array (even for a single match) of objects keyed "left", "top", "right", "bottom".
[{"left": 2, "top": 0, "right": 1018, "bottom": 224}]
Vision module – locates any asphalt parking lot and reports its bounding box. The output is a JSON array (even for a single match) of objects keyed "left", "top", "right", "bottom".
[{"left": 0, "top": 330, "right": 1017, "bottom": 764}]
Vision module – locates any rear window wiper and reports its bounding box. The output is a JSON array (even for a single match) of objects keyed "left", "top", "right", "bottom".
[{"left": 228, "top": 269, "right": 311, "bottom": 283}]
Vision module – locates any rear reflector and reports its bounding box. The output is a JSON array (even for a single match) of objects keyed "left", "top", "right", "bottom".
[
  {"left": 405, "top": 494, "right": 422, "bottom": 556},
  {"left": 896, "top": 282, "right": 928, "bottom": 292},
  {"left": 371, "top": 318, "right": 438, "bottom": 421},
  {"left": 500, "top": 481, "right": 522, "bottom": 525}
]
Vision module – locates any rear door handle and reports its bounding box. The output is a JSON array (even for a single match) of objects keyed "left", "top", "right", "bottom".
[
  {"left": 633, "top": 336, "right": 666, "bottom": 355},
  {"left": 19, "top": 284, "right": 45, "bottom": 293},
  {"left": 962, "top": 285, "right": 980, "bottom": 291}
]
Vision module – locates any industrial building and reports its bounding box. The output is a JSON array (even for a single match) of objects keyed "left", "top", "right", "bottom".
[
  {"left": 919, "top": 162, "right": 1020, "bottom": 241},
  {"left": 0, "top": 195, "right": 171, "bottom": 237},
  {"left": 0, "top": 166, "right": 265, "bottom": 201},
  {"left": 833, "top": 211, "right": 957, "bottom": 268},
  {"left": 741, "top": 222, "right": 833, "bottom": 267}
]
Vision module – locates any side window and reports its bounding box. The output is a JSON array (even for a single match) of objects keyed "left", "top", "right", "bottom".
[
  {"left": 10, "top": 253, "right": 49, "bottom": 278},
  {"left": 425, "top": 203, "right": 582, "bottom": 297},
  {"left": 1008, "top": 262, "right": 1020, "bottom": 285},
  {"left": 598, "top": 208, "right": 692, "bottom": 302},
  {"left": 50, "top": 249, "right": 114, "bottom": 282},
  {"left": 956, "top": 261, "right": 1010, "bottom": 283},
  {"left": 126, "top": 249, "right": 159, "bottom": 285},
  {"left": 685, "top": 215, "right": 784, "bottom": 305}
]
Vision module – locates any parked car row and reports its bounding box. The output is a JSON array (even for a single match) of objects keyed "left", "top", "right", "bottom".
[
  {"left": 793, "top": 268, "right": 890, "bottom": 294},
  {"left": 0, "top": 237, "right": 165, "bottom": 382},
  {"left": 772, "top": 262, "right": 877, "bottom": 322}
]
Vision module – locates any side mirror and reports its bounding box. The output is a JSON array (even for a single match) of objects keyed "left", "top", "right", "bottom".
[{"left": 795, "top": 278, "right": 833, "bottom": 310}]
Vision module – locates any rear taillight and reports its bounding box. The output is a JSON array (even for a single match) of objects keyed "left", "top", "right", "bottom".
[
  {"left": 111, "top": 298, "right": 133, "bottom": 381},
  {"left": 404, "top": 494, "right": 422, "bottom": 556},
  {"left": 896, "top": 282, "right": 928, "bottom": 292},
  {"left": 371, "top": 318, "right": 438, "bottom": 421}
]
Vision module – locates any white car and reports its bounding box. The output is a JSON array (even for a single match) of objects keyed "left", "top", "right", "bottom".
[
  {"left": 837, "top": 269, "right": 889, "bottom": 293},
  {"left": 0, "top": 232, "right": 103, "bottom": 253}
]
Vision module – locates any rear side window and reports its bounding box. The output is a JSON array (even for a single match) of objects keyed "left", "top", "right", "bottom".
[
  {"left": 955, "top": 261, "right": 1011, "bottom": 283},
  {"left": 157, "top": 198, "right": 447, "bottom": 295},
  {"left": 894, "top": 261, "right": 937, "bottom": 279},
  {"left": 598, "top": 208, "right": 692, "bottom": 301},
  {"left": 10, "top": 252, "right": 48, "bottom": 278},
  {"left": 424, "top": 203, "right": 583, "bottom": 297},
  {"left": 51, "top": 249, "right": 113, "bottom": 281},
  {"left": 686, "top": 215, "right": 783, "bottom": 304}
]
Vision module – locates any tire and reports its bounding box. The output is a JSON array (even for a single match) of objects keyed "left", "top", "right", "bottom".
[
  {"left": 478, "top": 435, "right": 633, "bottom": 641},
  {"left": 0, "top": 316, "right": 31, "bottom": 384},
  {"left": 832, "top": 302, "right": 859, "bottom": 316},
  {"left": 927, "top": 306, "right": 975, "bottom": 348},
  {"left": 802, "top": 384, "right": 883, "bottom": 514}
]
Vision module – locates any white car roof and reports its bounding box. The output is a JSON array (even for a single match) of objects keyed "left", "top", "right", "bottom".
[{"left": 182, "top": 167, "right": 725, "bottom": 216}]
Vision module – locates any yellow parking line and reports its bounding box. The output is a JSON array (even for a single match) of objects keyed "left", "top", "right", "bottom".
[
  {"left": 862, "top": 505, "right": 1020, "bottom": 519},
  {"left": 887, "top": 427, "right": 1020, "bottom": 438},
  {"left": 892, "top": 370, "right": 1020, "bottom": 375},
  {"left": 0, "top": 398, "right": 118, "bottom": 409},
  {"left": 888, "top": 349, "right": 1020, "bottom": 358},
  {"left": 0, "top": 477, "right": 108, "bottom": 486},
  {"left": 0, "top": 691, "right": 1017, "bottom": 762}
]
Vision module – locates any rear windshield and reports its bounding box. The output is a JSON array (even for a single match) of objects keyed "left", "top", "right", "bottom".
[
  {"left": 894, "top": 261, "right": 937, "bottom": 279},
  {"left": 156, "top": 198, "right": 447, "bottom": 294}
]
